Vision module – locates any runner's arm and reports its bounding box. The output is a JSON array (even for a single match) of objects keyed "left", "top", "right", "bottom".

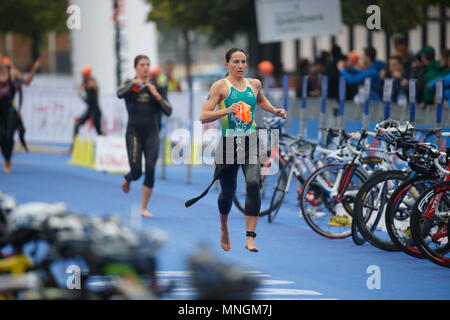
[
  {"left": 117, "top": 80, "right": 134, "bottom": 98},
  {"left": 253, "top": 79, "right": 287, "bottom": 118},
  {"left": 20, "top": 58, "right": 41, "bottom": 86},
  {"left": 199, "top": 81, "right": 238, "bottom": 123}
]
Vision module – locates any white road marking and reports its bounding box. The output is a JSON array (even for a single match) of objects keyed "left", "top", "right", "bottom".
[{"left": 156, "top": 270, "right": 335, "bottom": 299}]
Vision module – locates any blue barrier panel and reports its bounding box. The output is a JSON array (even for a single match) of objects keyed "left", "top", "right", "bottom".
[
  {"left": 409, "top": 79, "right": 417, "bottom": 124},
  {"left": 435, "top": 79, "right": 444, "bottom": 125},
  {"left": 321, "top": 76, "right": 328, "bottom": 115},
  {"left": 383, "top": 78, "right": 393, "bottom": 120},
  {"left": 282, "top": 74, "right": 289, "bottom": 111},
  {"left": 300, "top": 75, "right": 309, "bottom": 136},
  {"left": 338, "top": 77, "right": 346, "bottom": 130},
  {"left": 363, "top": 78, "right": 371, "bottom": 116}
]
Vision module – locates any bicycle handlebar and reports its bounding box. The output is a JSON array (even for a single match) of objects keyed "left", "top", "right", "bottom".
[{"left": 434, "top": 155, "right": 450, "bottom": 175}]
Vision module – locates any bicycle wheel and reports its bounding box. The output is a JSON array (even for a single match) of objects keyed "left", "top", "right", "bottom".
[
  {"left": 410, "top": 181, "right": 450, "bottom": 268},
  {"left": 267, "top": 167, "right": 289, "bottom": 223},
  {"left": 351, "top": 219, "right": 367, "bottom": 245},
  {"left": 354, "top": 170, "right": 409, "bottom": 251},
  {"left": 300, "top": 164, "right": 367, "bottom": 239},
  {"left": 233, "top": 160, "right": 286, "bottom": 217},
  {"left": 385, "top": 175, "right": 437, "bottom": 259}
]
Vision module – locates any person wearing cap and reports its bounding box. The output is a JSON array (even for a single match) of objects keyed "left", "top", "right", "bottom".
[
  {"left": 419, "top": 45, "right": 448, "bottom": 107},
  {"left": 427, "top": 49, "right": 450, "bottom": 106},
  {"left": 0, "top": 60, "right": 30, "bottom": 173},
  {"left": 72, "top": 65, "right": 104, "bottom": 149},
  {"left": 257, "top": 60, "right": 277, "bottom": 91},
  {"left": 2, "top": 56, "right": 41, "bottom": 111},
  {"left": 0, "top": 56, "right": 40, "bottom": 173}
]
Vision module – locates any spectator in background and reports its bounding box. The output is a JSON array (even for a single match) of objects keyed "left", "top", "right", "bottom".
[
  {"left": 295, "top": 58, "right": 312, "bottom": 99},
  {"left": 338, "top": 47, "right": 385, "bottom": 101},
  {"left": 420, "top": 46, "right": 442, "bottom": 107},
  {"left": 257, "top": 60, "right": 277, "bottom": 89},
  {"left": 384, "top": 56, "right": 409, "bottom": 106},
  {"left": 163, "top": 60, "right": 182, "bottom": 92},
  {"left": 410, "top": 53, "right": 426, "bottom": 103},
  {"left": 393, "top": 35, "right": 414, "bottom": 78},
  {"left": 150, "top": 65, "right": 168, "bottom": 96},
  {"left": 347, "top": 50, "right": 361, "bottom": 69},
  {"left": 436, "top": 48, "right": 450, "bottom": 79},
  {"left": 342, "top": 50, "right": 361, "bottom": 101},
  {"left": 308, "top": 55, "right": 328, "bottom": 97},
  {"left": 428, "top": 49, "right": 450, "bottom": 105},
  {"left": 327, "top": 45, "right": 346, "bottom": 100}
]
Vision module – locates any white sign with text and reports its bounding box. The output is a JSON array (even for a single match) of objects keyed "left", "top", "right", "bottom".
[{"left": 255, "top": 0, "right": 342, "bottom": 43}]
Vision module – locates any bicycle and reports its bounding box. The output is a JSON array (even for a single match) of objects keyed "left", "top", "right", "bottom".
[
  {"left": 299, "top": 129, "right": 384, "bottom": 239},
  {"left": 267, "top": 129, "right": 348, "bottom": 223},
  {"left": 410, "top": 152, "right": 450, "bottom": 268},
  {"left": 384, "top": 142, "right": 449, "bottom": 258},
  {"left": 353, "top": 122, "right": 448, "bottom": 251}
]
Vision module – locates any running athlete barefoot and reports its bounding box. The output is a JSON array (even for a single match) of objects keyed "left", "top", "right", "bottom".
[
  {"left": 0, "top": 56, "right": 40, "bottom": 173},
  {"left": 117, "top": 55, "right": 172, "bottom": 218},
  {"left": 196, "top": 48, "right": 286, "bottom": 252},
  {"left": 71, "top": 65, "right": 104, "bottom": 148}
]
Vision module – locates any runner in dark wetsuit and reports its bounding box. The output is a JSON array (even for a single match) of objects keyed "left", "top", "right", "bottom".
[
  {"left": 0, "top": 56, "right": 41, "bottom": 173},
  {"left": 117, "top": 55, "right": 172, "bottom": 218},
  {"left": 185, "top": 48, "right": 286, "bottom": 253},
  {"left": 0, "top": 62, "right": 23, "bottom": 173},
  {"left": 73, "top": 65, "right": 103, "bottom": 142}
]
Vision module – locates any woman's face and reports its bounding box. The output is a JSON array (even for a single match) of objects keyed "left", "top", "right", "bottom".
[
  {"left": 135, "top": 58, "right": 150, "bottom": 79},
  {"left": 226, "top": 51, "right": 247, "bottom": 77}
]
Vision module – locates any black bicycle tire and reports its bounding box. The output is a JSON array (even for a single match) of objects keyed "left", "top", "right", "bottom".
[
  {"left": 300, "top": 164, "right": 367, "bottom": 239},
  {"left": 354, "top": 170, "right": 409, "bottom": 251},
  {"left": 351, "top": 219, "right": 367, "bottom": 245},
  {"left": 268, "top": 170, "right": 288, "bottom": 223},
  {"left": 410, "top": 181, "right": 450, "bottom": 268},
  {"left": 232, "top": 161, "right": 287, "bottom": 217},
  {"left": 385, "top": 175, "right": 438, "bottom": 259}
]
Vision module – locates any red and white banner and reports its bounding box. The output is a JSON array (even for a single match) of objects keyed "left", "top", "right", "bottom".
[{"left": 94, "top": 136, "right": 130, "bottom": 173}]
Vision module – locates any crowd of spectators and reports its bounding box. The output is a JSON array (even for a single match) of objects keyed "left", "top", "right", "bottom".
[{"left": 293, "top": 36, "right": 450, "bottom": 108}]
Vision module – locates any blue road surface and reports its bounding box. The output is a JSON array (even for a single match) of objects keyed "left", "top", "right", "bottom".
[{"left": 1, "top": 151, "right": 449, "bottom": 300}]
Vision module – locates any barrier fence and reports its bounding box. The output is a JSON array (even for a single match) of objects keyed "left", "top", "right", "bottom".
[{"left": 17, "top": 75, "right": 450, "bottom": 180}]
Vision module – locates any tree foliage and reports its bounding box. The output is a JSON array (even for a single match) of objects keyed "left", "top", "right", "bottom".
[
  {"left": 147, "top": 0, "right": 438, "bottom": 47},
  {"left": 0, "top": 0, "right": 67, "bottom": 60},
  {"left": 147, "top": 0, "right": 256, "bottom": 47},
  {"left": 378, "top": 0, "right": 426, "bottom": 35}
]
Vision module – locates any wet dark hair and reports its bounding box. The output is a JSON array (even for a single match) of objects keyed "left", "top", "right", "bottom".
[
  {"left": 134, "top": 54, "right": 150, "bottom": 68},
  {"left": 225, "top": 48, "right": 247, "bottom": 63}
]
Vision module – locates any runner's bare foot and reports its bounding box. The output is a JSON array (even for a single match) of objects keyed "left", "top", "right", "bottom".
[
  {"left": 245, "top": 237, "right": 259, "bottom": 253},
  {"left": 141, "top": 208, "right": 154, "bottom": 218},
  {"left": 121, "top": 179, "right": 130, "bottom": 193},
  {"left": 2, "top": 162, "right": 11, "bottom": 174},
  {"left": 220, "top": 228, "right": 231, "bottom": 251}
]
